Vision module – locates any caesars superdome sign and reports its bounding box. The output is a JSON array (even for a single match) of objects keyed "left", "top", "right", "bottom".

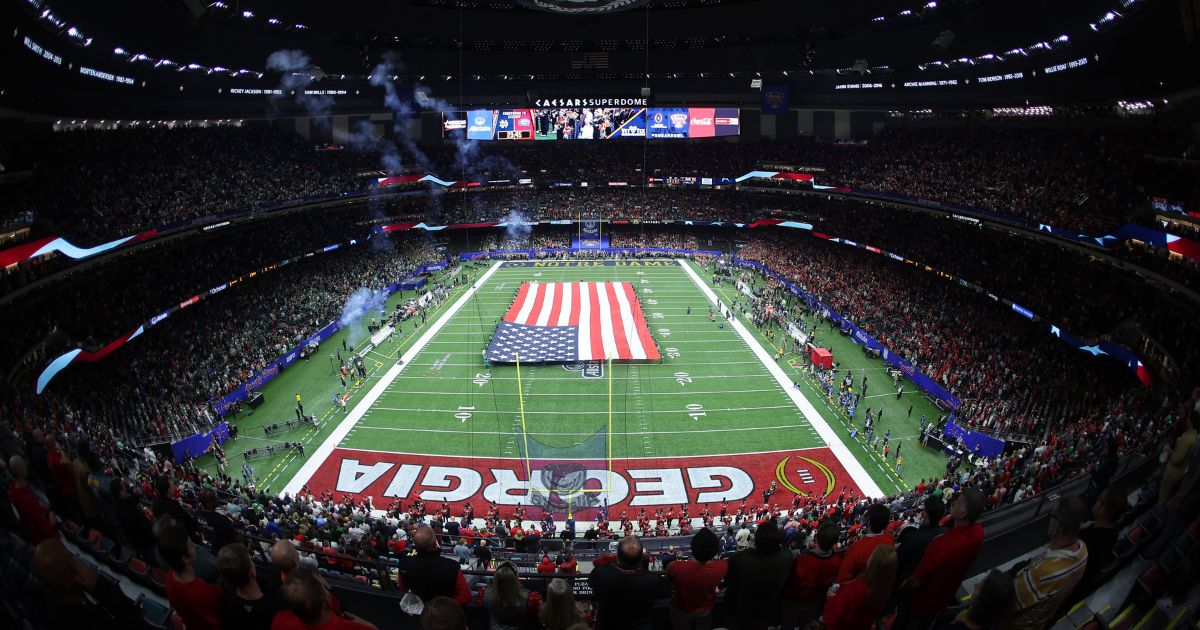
[{"left": 515, "top": 0, "right": 649, "bottom": 14}]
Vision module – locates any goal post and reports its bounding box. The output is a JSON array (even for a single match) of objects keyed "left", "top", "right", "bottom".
[{"left": 513, "top": 353, "right": 616, "bottom": 519}]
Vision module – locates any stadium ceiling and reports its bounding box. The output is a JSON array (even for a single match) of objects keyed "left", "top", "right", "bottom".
[{"left": 2, "top": 0, "right": 1196, "bottom": 116}]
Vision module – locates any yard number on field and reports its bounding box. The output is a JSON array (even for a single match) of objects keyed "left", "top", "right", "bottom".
[
  {"left": 674, "top": 372, "right": 692, "bottom": 386},
  {"left": 455, "top": 406, "right": 475, "bottom": 422},
  {"left": 665, "top": 347, "right": 680, "bottom": 358},
  {"left": 685, "top": 403, "right": 706, "bottom": 421},
  {"left": 473, "top": 373, "right": 491, "bottom": 387}
]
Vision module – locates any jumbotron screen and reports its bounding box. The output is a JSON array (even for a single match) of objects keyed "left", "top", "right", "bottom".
[{"left": 443, "top": 107, "right": 739, "bottom": 140}]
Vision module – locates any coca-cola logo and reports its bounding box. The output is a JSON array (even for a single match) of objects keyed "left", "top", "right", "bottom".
[{"left": 690, "top": 117, "right": 713, "bottom": 125}]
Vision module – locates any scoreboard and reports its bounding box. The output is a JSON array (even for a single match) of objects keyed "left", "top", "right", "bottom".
[{"left": 445, "top": 107, "right": 739, "bottom": 141}]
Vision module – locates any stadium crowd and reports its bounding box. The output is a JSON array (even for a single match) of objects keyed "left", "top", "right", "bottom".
[
  {"left": 735, "top": 232, "right": 1165, "bottom": 442},
  {"left": 1, "top": 376, "right": 1194, "bottom": 629},
  {"left": 0, "top": 227, "right": 439, "bottom": 447},
  {"left": 3, "top": 122, "right": 1194, "bottom": 250}
]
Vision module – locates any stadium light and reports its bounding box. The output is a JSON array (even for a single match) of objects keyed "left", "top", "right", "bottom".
[
  {"left": 65, "top": 26, "right": 92, "bottom": 47},
  {"left": 1090, "top": 11, "right": 1122, "bottom": 31},
  {"left": 241, "top": 10, "right": 253, "bottom": 19},
  {"left": 38, "top": 8, "right": 65, "bottom": 30}
]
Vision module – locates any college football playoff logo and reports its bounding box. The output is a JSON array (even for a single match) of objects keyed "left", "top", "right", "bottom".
[{"left": 775, "top": 455, "right": 836, "bottom": 498}]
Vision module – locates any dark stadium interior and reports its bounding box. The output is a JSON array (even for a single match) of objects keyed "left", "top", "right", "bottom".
[{"left": 2, "top": 0, "right": 1200, "bottom": 629}]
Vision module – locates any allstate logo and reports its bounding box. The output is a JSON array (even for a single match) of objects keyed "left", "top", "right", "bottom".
[{"left": 474, "top": 116, "right": 485, "bottom": 125}]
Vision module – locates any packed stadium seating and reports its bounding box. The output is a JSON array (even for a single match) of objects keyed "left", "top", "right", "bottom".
[{"left": 3, "top": 125, "right": 1199, "bottom": 630}]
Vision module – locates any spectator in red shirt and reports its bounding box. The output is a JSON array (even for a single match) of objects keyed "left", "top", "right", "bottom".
[
  {"left": 823, "top": 545, "right": 897, "bottom": 630},
  {"left": 557, "top": 552, "right": 578, "bottom": 574},
  {"left": 45, "top": 434, "right": 79, "bottom": 519},
  {"left": 666, "top": 527, "right": 727, "bottom": 630},
  {"left": 271, "top": 567, "right": 377, "bottom": 630},
  {"left": 836, "top": 503, "right": 894, "bottom": 584},
  {"left": 158, "top": 523, "right": 224, "bottom": 630},
  {"left": 782, "top": 522, "right": 842, "bottom": 630},
  {"left": 898, "top": 488, "right": 986, "bottom": 628},
  {"left": 7, "top": 455, "right": 57, "bottom": 543},
  {"left": 537, "top": 554, "right": 557, "bottom": 574}
]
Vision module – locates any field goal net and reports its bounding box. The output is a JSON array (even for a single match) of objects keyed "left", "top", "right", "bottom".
[{"left": 514, "top": 355, "right": 615, "bottom": 519}]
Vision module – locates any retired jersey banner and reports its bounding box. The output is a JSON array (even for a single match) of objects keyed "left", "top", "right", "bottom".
[
  {"left": 487, "top": 281, "right": 659, "bottom": 362},
  {"left": 305, "top": 447, "right": 863, "bottom": 515}
]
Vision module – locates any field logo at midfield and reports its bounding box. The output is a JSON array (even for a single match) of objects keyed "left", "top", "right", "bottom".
[
  {"left": 775, "top": 455, "right": 836, "bottom": 499},
  {"left": 501, "top": 260, "right": 680, "bottom": 268},
  {"left": 306, "top": 449, "right": 862, "bottom": 514},
  {"left": 563, "top": 361, "right": 604, "bottom": 378}
]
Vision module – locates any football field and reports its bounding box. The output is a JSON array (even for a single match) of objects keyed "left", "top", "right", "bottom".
[{"left": 276, "top": 258, "right": 898, "bottom": 517}]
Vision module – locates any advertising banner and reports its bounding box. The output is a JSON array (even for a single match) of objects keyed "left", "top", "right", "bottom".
[
  {"left": 715, "top": 108, "right": 741, "bottom": 137},
  {"left": 687, "top": 108, "right": 716, "bottom": 138},
  {"left": 943, "top": 421, "right": 1005, "bottom": 458},
  {"left": 466, "top": 109, "right": 496, "bottom": 140},
  {"left": 171, "top": 422, "right": 229, "bottom": 463},
  {"left": 647, "top": 108, "right": 690, "bottom": 139}
]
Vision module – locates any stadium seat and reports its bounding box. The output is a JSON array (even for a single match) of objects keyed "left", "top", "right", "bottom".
[
  {"left": 137, "top": 594, "right": 173, "bottom": 630},
  {"left": 92, "top": 533, "right": 116, "bottom": 556},
  {"left": 110, "top": 545, "right": 136, "bottom": 565},
  {"left": 149, "top": 566, "right": 169, "bottom": 592},
  {"left": 126, "top": 556, "right": 151, "bottom": 582},
  {"left": 1107, "top": 604, "right": 1139, "bottom": 630}
]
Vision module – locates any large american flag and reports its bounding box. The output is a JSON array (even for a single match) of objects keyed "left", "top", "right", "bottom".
[{"left": 486, "top": 281, "right": 660, "bottom": 362}]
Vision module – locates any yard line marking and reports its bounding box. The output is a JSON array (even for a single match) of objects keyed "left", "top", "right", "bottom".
[
  {"left": 369, "top": 405, "right": 796, "bottom": 414},
  {"left": 335, "top": 445, "right": 833, "bottom": 461},
  {"left": 378, "top": 389, "right": 783, "bottom": 396},
  {"left": 351, "top": 424, "right": 808, "bottom": 436},
  {"left": 279, "top": 260, "right": 506, "bottom": 498}
]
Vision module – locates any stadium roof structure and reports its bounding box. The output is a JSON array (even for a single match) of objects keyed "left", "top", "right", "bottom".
[{"left": 3, "top": 0, "right": 1196, "bottom": 116}]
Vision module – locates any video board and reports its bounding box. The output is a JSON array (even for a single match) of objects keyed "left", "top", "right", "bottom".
[{"left": 443, "top": 107, "right": 738, "bottom": 140}]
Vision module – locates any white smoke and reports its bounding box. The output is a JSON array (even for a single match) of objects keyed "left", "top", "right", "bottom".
[
  {"left": 339, "top": 286, "right": 390, "bottom": 348},
  {"left": 265, "top": 49, "right": 334, "bottom": 122},
  {"left": 504, "top": 209, "right": 532, "bottom": 243}
]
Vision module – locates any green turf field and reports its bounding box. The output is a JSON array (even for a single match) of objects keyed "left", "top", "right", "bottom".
[
  {"left": 199, "top": 258, "right": 949, "bottom": 499},
  {"left": 340, "top": 261, "right": 826, "bottom": 461}
]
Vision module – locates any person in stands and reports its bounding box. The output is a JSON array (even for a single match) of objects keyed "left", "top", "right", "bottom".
[
  {"left": 158, "top": 523, "right": 223, "bottom": 630},
  {"left": 724, "top": 519, "right": 793, "bottom": 630},
  {"left": 539, "top": 577, "right": 587, "bottom": 630},
  {"left": 1008, "top": 497, "right": 1089, "bottom": 630},
  {"left": 781, "top": 521, "right": 842, "bottom": 630},
  {"left": 484, "top": 561, "right": 540, "bottom": 630},
  {"left": 940, "top": 569, "right": 1016, "bottom": 630},
  {"left": 32, "top": 537, "right": 141, "bottom": 628},
  {"left": 421, "top": 596, "right": 468, "bottom": 630},
  {"left": 666, "top": 527, "right": 728, "bottom": 630},
  {"left": 272, "top": 567, "right": 377, "bottom": 629},
  {"left": 837, "top": 503, "right": 894, "bottom": 583},
  {"left": 588, "top": 535, "right": 669, "bottom": 630},
  {"left": 897, "top": 488, "right": 986, "bottom": 629},
  {"left": 218, "top": 542, "right": 280, "bottom": 629},
  {"left": 6, "top": 455, "right": 57, "bottom": 543},
  {"left": 398, "top": 526, "right": 472, "bottom": 606},
  {"left": 823, "top": 545, "right": 898, "bottom": 630}
]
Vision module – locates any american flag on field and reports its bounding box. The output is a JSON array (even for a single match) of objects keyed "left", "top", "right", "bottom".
[{"left": 486, "top": 281, "right": 660, "bottom": 362}]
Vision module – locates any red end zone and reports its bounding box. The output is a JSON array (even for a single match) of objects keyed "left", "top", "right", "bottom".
[{"left": 299, "top": 448, "right": 864, "bottom": 515}]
